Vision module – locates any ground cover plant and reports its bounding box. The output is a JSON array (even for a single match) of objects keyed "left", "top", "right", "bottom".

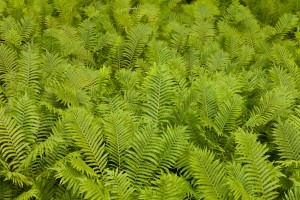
[{"left": 0, "top": 0, "right": 300, "bottom": 199}]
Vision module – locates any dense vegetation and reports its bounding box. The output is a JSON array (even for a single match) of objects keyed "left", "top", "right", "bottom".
[{"left": 0, "top": 0, "right": 300, "bottom": 199}]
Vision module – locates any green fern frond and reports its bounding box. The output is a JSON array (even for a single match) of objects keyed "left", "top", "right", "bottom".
[
  {"left": 53, "top": 83, "right": 91, "bottom": 108},
  {"left": 65, "top": 108, "right": 107, "bottom": 174},
  {"left": 245, "top": 88, "right": 293, "bottom": 127},
  {"left": 112, "top": 0, "right": 132, "bottom": 31},
  {"left": 142, "top": 64, "right": 175, "bottom": 124},
  {"left": 17, "top": 134, "right": 63, "bottom": 171},
  {"left": 157, "top": 126, "right": 189, "bottom": 171},
  {"left": 18, "top": 16, "right": 35, "bottom": 42},
  {"left": 0, "top": 108, "right": 28, "bottom": 171},
  {"left": 195, "top": 80, "right": 218, "bottom": 120},
  {"left": 9, "top": 94, "right": 40, "bottom": 144},
  {"left": 125, "top": 125, "right": 161, "bottom": 185},
  {"left": 226, "top": 162, "right": 252, "bottom": 200},
  {"left": 2, "top": 170, "right": 33, "bottom": 188},
  {"left": 14, "top": 186, "right": 38, "bottom": 200},
  {"left": 190, "top": 20, "right": 215, "bottom": 48},
  {"left": 285, "top": 186, "right": 300, "bottom": 200},
  {"left": 104, "top": 111, "right": 134, "bottom": 169},
  {"left": 40, "top": 28, "right": 62, "bottom": 53},
  {"left": 273, "top": 117, "right": 300, "bottom": 161},
  {"left": 104, "top": 169, "right": 135, "bottom": 200},
  {"left": 188, "top": 147, "right": 229, "bottom": 199},
  {"left": 41, "top": 51, "right": 65, "bottom": 84},
  {"left": 78, "top": 177, "right": 109, "bottom": 200},
  {"left": 234, "top": 128, "right": 281, "bottom": 199},
  {"left": 16, "top": 44, "right": 41, "bottom": 95},
  {"left": 67, "top": 152, "right": 98, "bottom": 178},
  {"left": 205, "top": 50, "right": 229, "bottom": 73},
  {"left": 53, "top": 161, "right": 83, "bottom": 195},
  {"left": 214, "top": 94, "right": 243, "bottom": 132},
  {"left": 122, "top": 25, "right": 152, "bottom": 68},
  {"left": 139, "top": 172, "right": 189, "bottom": 200},
  {"left": 269, "top": 66, "right": 298, "bottom": 93},
  {"left": 78, "top": 20, "right": 98, "bottom": 51},
  {"left": 0, "top": 44, "right": 18, "bottom": 80},
  {"left": 274, "top": 13, "right": 298, "bottom": 39},
  {"left": 146, "top": 40, "right": 172, "bottom": 65}
]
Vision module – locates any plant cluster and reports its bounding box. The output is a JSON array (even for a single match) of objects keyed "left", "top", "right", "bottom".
[{"left": 0, "top": 0, "right": 300, "bottom": 199}]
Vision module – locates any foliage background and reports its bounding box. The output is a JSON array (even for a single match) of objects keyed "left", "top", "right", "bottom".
[{"left": 0, "top": 0, "right": 300, "bottom": 199}]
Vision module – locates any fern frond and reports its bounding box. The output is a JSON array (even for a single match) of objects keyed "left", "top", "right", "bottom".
[
  {"left": 112, "top": 0, "right": 132, "bottom": 31},
  {"left": 139, "top": 172, "right": 189, "bottom": 200},
  {"left": 16, "top": 44, "right": 41, "bottom": 95},
  {"left": 195, "top": 80, "right": 218, "bottom": 120},
  {"left": 78, "top": 177, "right": 109, "bottom": 200},
  {"left": 188, "top": 147, "right": 229, "bottom": 199},
  {"left": 122, "top": 25, "right": 152, "bottom": 68},
  {"left": 9, "top": 94, "right": 40, "bottom": 145},
  {"left": 2, "top": 170, "right": 33, "bottom": 187},
  {"left": 226, "top": 162, "right": 252, "bottom": 200},
  {"left": 0, "top": 44, "right": 18, "bottom": 80},
  {"left": 0, "top": 108, "right": 28, "bottom": 170},
  {"left": 18, "top": 16, "right": 35, "bottom": 42},
  {"left": 273, "top": 118, "right": 300, "bottom": 160},
  {"left": 285, "top": 186, "right": 300, "bottom": 200},
  {"left": 14, "top": 186, "right": 38, "bottom": 200},
  {"left": 205, "top": 50, "right": 229, "bottom": 73},
  {"left": 146, "top": 40, "right": 172, "bottom": 65},
  {"left": 214, "top": 94, "right": 243, "bottom": 132},
  {"left": 125, "top": 125, "right": 161, "bottom": 185},
  {"left": 274, "top": 13, "right": 298, "bottom": 39},
  {"left": 234, "top": 128, "right": 281, "bottom": 199},
  {"left": 65, "top": 108, "right": 107, "bottom": 174},
  {"left": 53, "top": 161, "right": 82, "bottom": 195},
  {"left": 78, "top": 20, "right": 98, "bottom": 51},
  {"left": 104, "top": 111, "right": 134, "bottom": 169},
  {"left": 157, "top": 126, "right": 189, "bottom": 171},
  {"left": 104, "top": 169, "right": 135, "bottom": 200},
  {"left": 53, "top": 83, "right": 91, "bottom": 108},
  {"left": 17, "top": 134, "right": 63, "bottom": 171},
  {"left": 245, "top": 88, "right": 293, "bottom": 127},
  {"left": 142, "top": 64, "right": 175, "bottom": 124}
]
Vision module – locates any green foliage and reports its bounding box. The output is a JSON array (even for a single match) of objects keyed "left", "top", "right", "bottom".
[{"left": 0, "top": 0, "right": 300, "bottom": 199}]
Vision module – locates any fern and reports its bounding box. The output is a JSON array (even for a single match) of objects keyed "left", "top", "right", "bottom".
[
  {"left": 187, "top": 147, "right": 230, "bottom": 199},
  {"left": 139, "top": 172, "right": 189, "bottom": 200},
  {"left": 142, "top": 64, "right": 175, "bottom": 124},
  {"left": 122, "top": 25, "right": 152, "bottom": 68},
  {"left": 104, "top": 111, "right": 134, "bottom": 169},
  {"left": 65, "top": 108, "right": 107, "bottom": 174},
  {"left": 234, "top": 128, "right": 281, "bottom": 199},
  {"left": 273, "top": 119, "right": 300, "bottom": 161},
  {"left": 0, "top": 108, "right": 28, "bottom": 171}
]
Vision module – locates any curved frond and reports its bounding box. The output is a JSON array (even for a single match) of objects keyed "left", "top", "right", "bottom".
[
  {"left": 139, "top": 173, "right": 189, "bottom": 200},
  {"left": 104, "top": 111, "right": 134, "bottom": 169},
  {"left": 9, "top": 94, "right": 40, "bottom": 144},
  {"left": 125, "top": 125, "right": 161, "bottom": 185},
  {"left": 122, "top": 25, "right": 152, "bottom": 68},
  {"left": 285, "top": 186, "right": 300, "bottom": 200},
  {"left": 104, "top": 169, "right": 135, "bottom": 200},
  {"left": 274, "top": 13, "right": 298, "bottom": 39},
  {"left": 273, "top": 117, "right": 300, "bottom": 161},
  {"left": 0, "top": 108, "right": 28, "bottom": 170},
  {"left": 188, "top": 147, "right": 229, "bottom": 199},
  {"left": 65, "top": 108, "right": 107, "bottom": 174},
  {"left": 0, "top": 44, "right": 18, "bottom": 80},
  {"left": 142, "top": 64, "right": 175, "bottom": 124},
  {"left": 234, "top": 128, "right": 281, "bottom": 199},
  {"left": 214, "top": 94, "right": 243, "bottom": 132}
]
